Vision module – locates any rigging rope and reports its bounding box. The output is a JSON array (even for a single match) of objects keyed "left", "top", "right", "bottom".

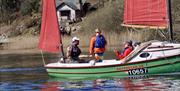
[{"left": 41, "top": 50, "right": 46, "bottom": 66}]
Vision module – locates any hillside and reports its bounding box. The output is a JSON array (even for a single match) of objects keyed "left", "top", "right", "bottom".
[
  {"left": 72, "top": 0, "right": 180, "bottom": 46},
  {"left": 0, "top": 0, "right": 180, "bottom": 52}
]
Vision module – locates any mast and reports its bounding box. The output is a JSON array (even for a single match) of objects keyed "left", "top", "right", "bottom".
[{"left": 167, "top": 0, "right": 174, "bottom": 42}]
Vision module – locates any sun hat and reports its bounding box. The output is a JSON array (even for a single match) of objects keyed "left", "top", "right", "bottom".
[{"left": 72, "top": 37, "right": 80, "bottom": 42}]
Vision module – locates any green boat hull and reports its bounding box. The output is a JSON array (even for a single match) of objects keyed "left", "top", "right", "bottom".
[{"left": 46, "top": 55, "right": 180, "bottom": 79}]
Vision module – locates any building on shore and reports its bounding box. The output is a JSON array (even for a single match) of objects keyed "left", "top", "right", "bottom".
[{"left": 56, "top": 0, "right": 86, "bottom": 23}]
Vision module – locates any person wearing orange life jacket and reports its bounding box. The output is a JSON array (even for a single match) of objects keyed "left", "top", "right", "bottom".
[
  {"left": 89, "top": 28, "right": 107, "bottom": 62},
  {"left": 114, "top": 41, "right": 133, "bottom": 60}
]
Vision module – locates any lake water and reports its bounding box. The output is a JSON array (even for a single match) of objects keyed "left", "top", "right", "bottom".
[{"left": 0, "top": 53, "right": 180, "bottom": 91}]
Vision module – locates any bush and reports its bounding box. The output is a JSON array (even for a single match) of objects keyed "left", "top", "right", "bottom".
[
  {"left": 20, "top": 0, "right": 40, "bottom": 16},
  {"left": 78, "top": 0, "right": 124, "bottom": 33},
  {"left": 0, "top": 0, "right": 20, "bottom": 23}
]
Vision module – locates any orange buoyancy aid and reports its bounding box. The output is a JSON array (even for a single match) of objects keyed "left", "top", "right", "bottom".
[{"left": 89, "top": 35, "right": 106, "bottom": 54}]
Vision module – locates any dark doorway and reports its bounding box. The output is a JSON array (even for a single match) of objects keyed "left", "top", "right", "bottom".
[{"left": 60, "top": 10, "right": 71, "bottom": 20}]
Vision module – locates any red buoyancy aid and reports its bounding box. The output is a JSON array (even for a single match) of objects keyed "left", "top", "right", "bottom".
[{"left": 115, "top": 46, "right": 133, "bottom": 60}]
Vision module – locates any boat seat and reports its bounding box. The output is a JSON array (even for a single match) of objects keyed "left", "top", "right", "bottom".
[{"left": 120, "top": 40, "right": 158, "bottom": 63}]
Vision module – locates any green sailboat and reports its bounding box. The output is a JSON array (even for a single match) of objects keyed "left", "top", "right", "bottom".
[{"left": 39, "top": 0, "right": 180, "bottom": 79}]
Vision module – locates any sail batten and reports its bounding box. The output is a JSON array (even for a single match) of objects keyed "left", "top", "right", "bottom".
[
  {"left": 121, "top": 24, "right": 167, "bottom": 29},
  {"left": 123, "top": 0, "right": 168, "bottom": 28},
  {"left": 39, "top": 0, "right": 62, "bottom": 53}
]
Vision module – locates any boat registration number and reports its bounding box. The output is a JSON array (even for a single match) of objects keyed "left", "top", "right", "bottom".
[{"left": 128, "top": 68, "right": 148, "bottom": 75}]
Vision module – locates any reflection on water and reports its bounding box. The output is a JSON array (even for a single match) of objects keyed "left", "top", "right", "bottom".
[
  {"left": 1, "top": 75, "right": 180, "bottom": 91},
  {"left": 0, "top": 54, "right": 180, "bottom": 91},
  {"left": 45, "top": 76, "right": 180, "bottom": 91}
]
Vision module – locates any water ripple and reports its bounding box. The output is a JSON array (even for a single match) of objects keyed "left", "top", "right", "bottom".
[{"left": 0, "top": 67, "right": 45, "bottom": 72}]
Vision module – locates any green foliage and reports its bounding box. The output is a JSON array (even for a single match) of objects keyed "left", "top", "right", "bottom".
[
  {"left": 79, "top": 0, "right": 124, "bottom": 33},
  {"left": 0, "top": 0, "right": 40, "bottom": 23},
  {"left": 20, "top": 0, "right": 40, "bottom": 16},
  {"left": 0, "top": 0, "right": 21, "bottom": 23}
]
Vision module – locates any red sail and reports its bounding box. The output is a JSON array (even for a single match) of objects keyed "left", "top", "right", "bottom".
[
  {"left": 39, "top": 0, "right": 62, "bottom": 53},
  {"left": 124, "top": 0, "right": 168, "bottom": 27}
]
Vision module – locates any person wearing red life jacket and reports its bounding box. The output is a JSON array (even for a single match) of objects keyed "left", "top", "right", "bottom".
[
  {"left": 89, "top": 28, "right": 107, "bottom": 62},
  {"left": 115, "top": 41, "right": 133, "bottom": 60}
]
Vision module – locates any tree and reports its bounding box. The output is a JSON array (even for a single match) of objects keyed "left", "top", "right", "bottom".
[
  {"left": 20, "top": 0, "right": 40, "bottom": 16},
  {"left": 0, "top": 0, "right": 40, "bottom": 23},
  {"left": 0, "top": 0, "right": 21, "bottom": 23}
]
